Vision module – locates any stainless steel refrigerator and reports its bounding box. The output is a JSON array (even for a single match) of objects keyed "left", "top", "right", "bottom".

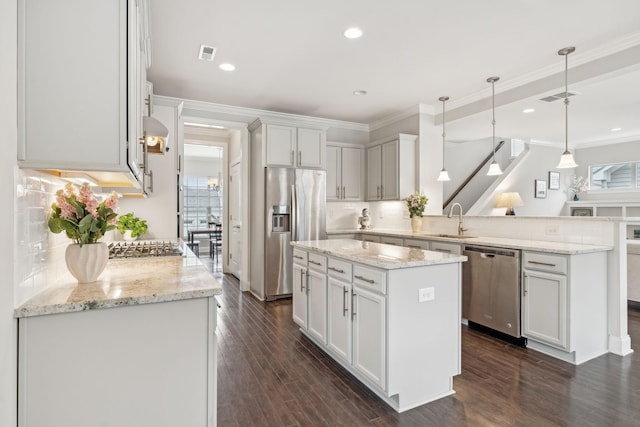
[{"left": 264, "top": 167, "right": 326, "bottom": 300}]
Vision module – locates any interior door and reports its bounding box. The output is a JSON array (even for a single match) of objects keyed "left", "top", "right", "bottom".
[{"left": 228, "top": 162, "right": 241, "bottom": 278}]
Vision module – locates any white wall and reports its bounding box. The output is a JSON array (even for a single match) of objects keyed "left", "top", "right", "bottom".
[
  {"left": 419, "top": 112, "right": 443, "bottom": 214},
  {"left": 1, "top": 0, "right": 17, "bottom": 422},
  {"left": 472, "top": 144, "right": 570, "bottom": 216}
]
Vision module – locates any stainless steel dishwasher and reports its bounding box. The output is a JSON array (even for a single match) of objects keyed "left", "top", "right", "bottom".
[{"left": 462, "top": 245, "right": 522, "bottom": 338}]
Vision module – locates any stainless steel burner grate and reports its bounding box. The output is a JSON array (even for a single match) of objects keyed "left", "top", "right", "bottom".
[{"left": 108, "top": 241, "right": 184, "bottom": 259}]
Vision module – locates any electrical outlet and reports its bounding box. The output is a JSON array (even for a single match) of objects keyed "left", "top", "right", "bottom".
[
  {"left": 545, "top": 225, "right": 559, "bottom": 236},
  {"left": 418, "top": 287, "right": 435, "bottom": 302}
]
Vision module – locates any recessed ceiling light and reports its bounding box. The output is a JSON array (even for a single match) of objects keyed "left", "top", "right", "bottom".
[
  {"left": 610, "top": 127, "right": 622, "bottom": 132},
  {"left": 219, "top": 63, "right": 235, "bottom": 71},
  {"left": 522, "top": 108, "right": 536, "bottom": 113},
  {"left": 353, "top": 90, "right": 367, "bottom": 96},
  {"left": 344, "top": 27, "right": 363, "bottom": 39}
]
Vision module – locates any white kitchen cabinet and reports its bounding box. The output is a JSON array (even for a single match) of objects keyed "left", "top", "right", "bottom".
[
  {"left": 307, "top": 268, "right": 328, "bottom": 344},
  {"left": 430, "top": 241, "right": 462, "bottom": 255},
  {"left": 380, "top": 236, "right": 404, "bottom": 246},
  {"left": 18, "top": 0, "right": 147, "bottom": 186},
  {"left": 292, "top": 262, "right": 308, "bottom": 329},
  {"left": 367, "top": 134, "right": 417, "bottom": 201},
  {"left": 361, "top": 234, "right": 381, "bottom": 243},
  {"left": 352, "top": 284, "right": 386, "bottom": 389},
  {"left": 18, "top": 297, "right": 217, "bottom": 427},
  {"left": 292, "top": 250, "right": 327, "bottom": 343},
  {"left": 521, "top": 250, "right": 608, "bottom": 364},
  {"left": 327, "top": 277, "right": 352, "bottom": 363},
  {"left": 264, "top": 124, "right": 325, "bottom": 168},
  {"left": 327, "top": 144, "right": 364, "bottom": 201},
  {"left": 403, "top": 238, "right": 430, "bottom": 250},
  {"left": 522, "top": 269, "right": 567, "bottom": 348}
]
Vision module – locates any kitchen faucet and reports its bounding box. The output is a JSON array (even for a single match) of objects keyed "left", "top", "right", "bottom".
[{"left": 447, "top": 203, "right": 468, "bottom": 236}]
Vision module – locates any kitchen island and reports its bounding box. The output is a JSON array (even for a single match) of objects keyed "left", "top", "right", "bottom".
[
  {"left": 15, "top": 244, "right": 222, "bottom": 427},
  {"left": 291, "top": 239, "right": 467, "bottom": 412}
]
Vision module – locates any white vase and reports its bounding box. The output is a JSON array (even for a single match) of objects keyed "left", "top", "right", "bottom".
[
  {"left": 65, "top": 242, "right": 109, "bottom": 284},
  {"left": 411, "top": 216, "right": 423, "bottom": 233},
  {"left": 123, "top": 230, "right": 137, "bottom": 242}
]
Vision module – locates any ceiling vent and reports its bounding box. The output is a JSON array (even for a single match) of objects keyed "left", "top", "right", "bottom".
[
  {"left": 539, "top": 91, "right": 577, "bottom": 102},
  {"left": 198, "top": 45, "right": 216, "bottom": 61}
]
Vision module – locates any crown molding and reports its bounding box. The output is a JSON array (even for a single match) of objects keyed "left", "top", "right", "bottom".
[
  {"left": 368, "top": 105, "right": 422, "bottom": 131},
  {"left": 154, "top": 95, "right": 369, "bottom": 132}
]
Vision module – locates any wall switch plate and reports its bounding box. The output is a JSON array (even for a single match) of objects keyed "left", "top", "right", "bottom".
[
  {"left": 419, "top": 287, "right": 435, "bottom": 302},
  {"left": 545, "top": 225, "right": 559, "bottom": 236}
]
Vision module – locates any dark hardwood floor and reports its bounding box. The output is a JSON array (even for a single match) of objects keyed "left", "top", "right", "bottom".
[{"left": 207, "top": 268, "right": 640, "bottom": 426}]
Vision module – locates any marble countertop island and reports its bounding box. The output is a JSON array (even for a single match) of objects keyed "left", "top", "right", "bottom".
[
  {"left": 15, "top": 244, "right": 222, "bottom": 318},
  {"left": 291, "top": 238, "right": 467, "bottom": 269}
]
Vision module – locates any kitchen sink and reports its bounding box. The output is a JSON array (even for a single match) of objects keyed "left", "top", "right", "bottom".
[{"left": 422, "top": 233, "right": 477, "bottom": 239}]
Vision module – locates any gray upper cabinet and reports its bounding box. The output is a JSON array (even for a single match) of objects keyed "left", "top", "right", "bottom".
[
  {"left": 366, "top": 134, "right": 417, "bottom": 201},
  {"left": 18, "top": 0, "right": 147, "bottom": 185},
  {"left": 327, "top": 143, "right": 364, "bottom": 201},
  {"left": 264, "top": 123, "right": 325, "bottom": 169}
]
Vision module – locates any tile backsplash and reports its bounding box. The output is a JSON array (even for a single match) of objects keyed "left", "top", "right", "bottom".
[{"left": 14, "top": 169, "right": 67, "bottom": 306}]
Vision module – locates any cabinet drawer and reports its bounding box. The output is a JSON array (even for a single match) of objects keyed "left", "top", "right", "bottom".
[
  {"left": 403, "top": 239, "right": 430, "bottom": 250},
  {"left": 523, "top": 252, "right": 567, "bottom": 275},
  {"left": 380, "top": 236, "right": 403, "bottom": 246},
  {"left": 308, "top": 253, "right": 327, "bottom": 272},
  {"left": 353, "top": 264, "right": 387, "bottom": 294},
  {"left": 327, "top": 257, "right": 352, "bottom": 282},
  {"left": 430, "top": 241, "right": 462, "bottom": 255},
  {"left": 293, "top": 249, "right": 308, "bottom": 265}
]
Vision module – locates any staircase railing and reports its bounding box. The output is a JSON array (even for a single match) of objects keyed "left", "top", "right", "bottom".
[{"left": 443, "top": 140, "right": 506, "bottom": 210}]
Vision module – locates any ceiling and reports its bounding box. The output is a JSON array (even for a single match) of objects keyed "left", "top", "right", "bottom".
[{"left": 148, "top": 0, "right": 640, "bottom": 147}]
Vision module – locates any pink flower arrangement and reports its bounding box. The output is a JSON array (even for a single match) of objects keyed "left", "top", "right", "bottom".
[
  {"left": 404, "top": 192, "right": 429, "bottom": 218},
  {"left": 48, "top": 183, "right": 118, "bottom": 246}
]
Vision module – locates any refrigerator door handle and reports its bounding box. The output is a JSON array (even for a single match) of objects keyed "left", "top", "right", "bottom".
[{"left": 291, "top": 184, "right": 297, "bottom": 241}]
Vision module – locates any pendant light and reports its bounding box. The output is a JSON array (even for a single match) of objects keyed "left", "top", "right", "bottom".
[
  {"left": 486, "top": 76, "right": 503, "bottom": 176},
  {"left": 437, "top": 96, "right": 451, "bottom": 182},
  {"left": 556, "top": 46, "right": 578, "bottom": 168}
]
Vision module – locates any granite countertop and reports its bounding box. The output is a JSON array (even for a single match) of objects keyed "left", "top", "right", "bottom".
[
  {"left": 291, "top": 239, "right": 467, "bottom": 269},
  {"left": 328, "top": 229, "right": 613, "bottom": 255},
  {"left": 15, "top": 244, "right": 222, "bottom": 318}
]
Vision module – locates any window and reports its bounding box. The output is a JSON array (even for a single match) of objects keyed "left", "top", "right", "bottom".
[
  {"left": 183, "top": 176, "right": 223, "bottom": 237},
  {"left": 589, "top": 162, "right": 638, "bottom": 190}
]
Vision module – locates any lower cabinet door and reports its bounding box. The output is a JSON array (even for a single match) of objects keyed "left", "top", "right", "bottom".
[
  {"left": 307, "top": 269, "right": 327, "bottom": 344},
  {"left": 292, "top": 263, "right": 308, "bottom": 329},
  {"left": 327, "top": 278, "right": 352, "bottom": 363},
  {"left": 522, "top": 269, "right": 568, "bottom": 349},
  {"left": 352, "top": 285, "right": 386, "bottom": 390}
]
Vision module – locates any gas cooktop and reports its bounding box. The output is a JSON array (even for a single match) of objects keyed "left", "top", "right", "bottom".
[{"left": 108, "top": 240, "right": 183, "bottom": 259}]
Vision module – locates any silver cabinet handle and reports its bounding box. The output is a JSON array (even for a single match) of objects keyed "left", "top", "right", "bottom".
[
  {"left": 328, "top": 266, "right": 345, "bottom": 273},
  {"left": 298, "top": 151, "right": 302, "bottom": 165},
  {"left": 300, "top": 268, "right": 305, "bottom": 292},
  {"left": 309, "top": 260, "right": 322, "bottom": 266},
  {"left": 351, "top": 290, "right": 356, "bottom": 319},
  {"left": 290, "top": 150, "right": 294, "bottom": 164},
  {"left": 434, "top": 248, "right": 452, "bottom": 253},
  {"left": 407, "top": 244, "right": 422, "bottom": 249},
  {"left": 342, "top": 186, "right": 345, "bottom": 199},
  {"left": 294, "top": 255, "right": 304, "bottom": 260},
  {"left": 380, "top": 185, "right": 384, "bottom": 198},
  {"left": 343, "top": 287, "right": 348, "bottom": 316},
  {"left": 354, "top": 275, "right": 374, "bottom": 284},
  {"left": 336, "top": 186, "right": 340, "bottom": 198},
  {"left": 527, "top": 260, "right": 556, "bottom": 267},
  {"left": 523, "top": 273, "right": 528, "bottom": 296}
]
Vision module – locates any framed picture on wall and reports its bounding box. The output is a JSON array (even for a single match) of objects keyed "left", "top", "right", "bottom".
[
  {"left": 535, "top": 179, "right": 547, "bottom": 198},
  {"left": 548, "top": 171, "right": 560, "bottom": 190}
]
